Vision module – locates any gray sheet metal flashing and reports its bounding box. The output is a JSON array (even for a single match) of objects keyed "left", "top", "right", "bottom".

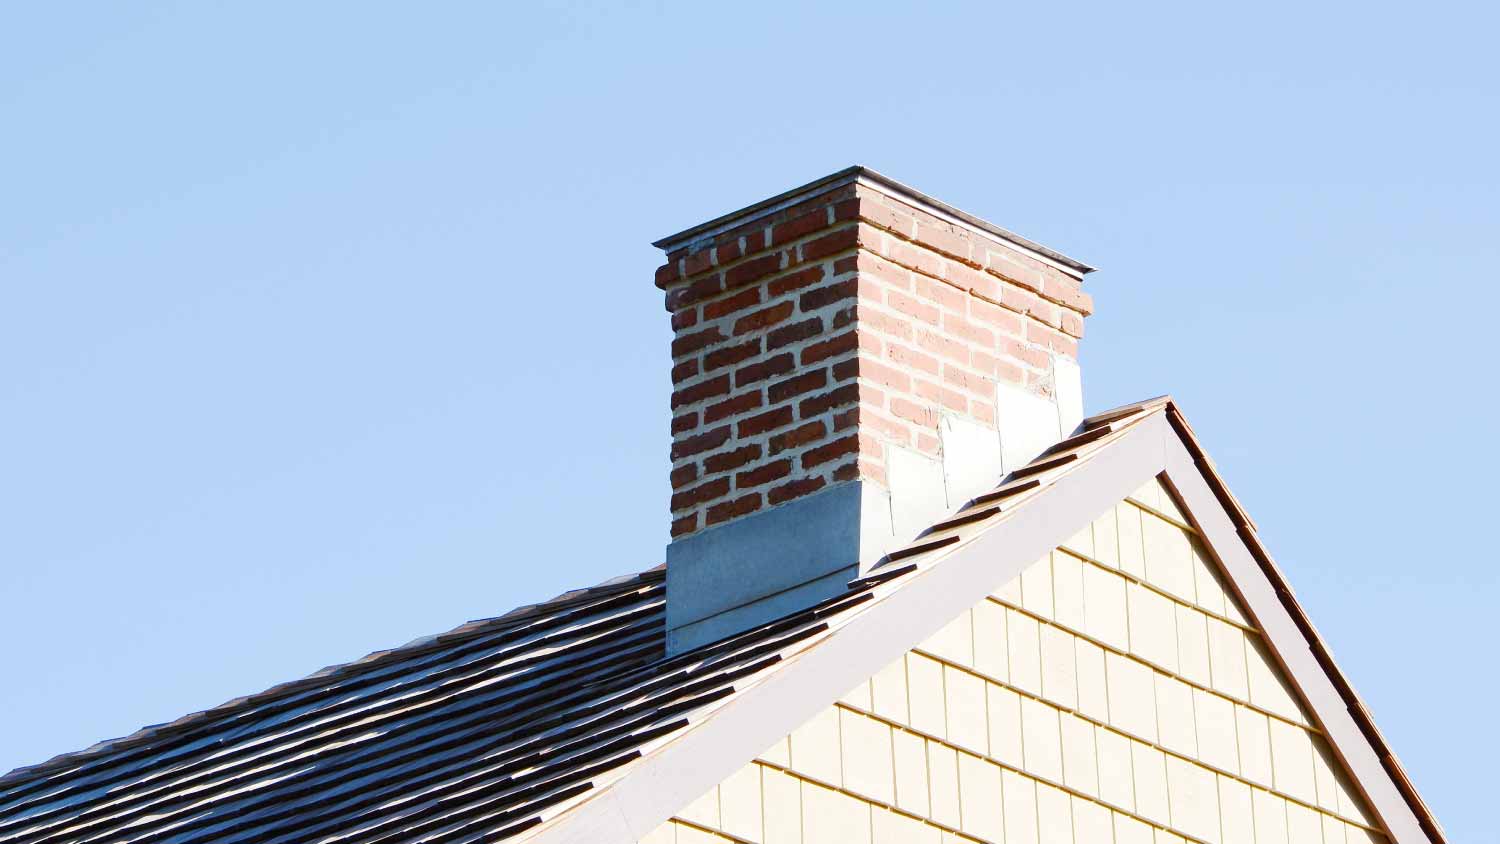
[
  {"left": 666, "top": 565, "right": 857, "bottom": 654},
  {"left": 651, "top": 166, "right": 1095, "bottom": 279},
  {"left": 664, "top": 480, "right": 894, "bottom": 654},
  {"left": 524, "top": 416, "right": 1170, "bottom": 844}
]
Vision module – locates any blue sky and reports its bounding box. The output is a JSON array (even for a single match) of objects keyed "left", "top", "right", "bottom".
[{"left": 2, "top": 2, "right": 1494, "bottom": 839}]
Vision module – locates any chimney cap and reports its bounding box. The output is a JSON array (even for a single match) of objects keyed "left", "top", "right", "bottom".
[{"left": 651, "top": 165, "right": 1096, "bottom": 279}]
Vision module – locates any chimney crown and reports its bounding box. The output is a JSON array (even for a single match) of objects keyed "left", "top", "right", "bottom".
[{"left": 657, "top": 167, "right": 1093, "bottom": 653}]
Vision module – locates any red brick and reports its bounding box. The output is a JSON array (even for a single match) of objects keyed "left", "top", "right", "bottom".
[
  {"left": 859, "top": 306, "right": 913, "bottom": 341},
  {"left": 885, "top": 239, "right": 945, "bottom": 279},
  {"left": 856, "top": 250, "right": 910, "bottom": 290},
  {"left": 995, "top": 356, "right": 1026, "bottom": 386},
  {"left": 703, "top": 286, "right": 762, "bottom": 320},
  {"left": 770, "top": 420, "right": 827, "bottom": 454},
  {"left": 670, "top": 476, "right": 729, "bottom": 511},
  {"left": 735, "top": 352, "right": 794, "bottom": 389},
  {"left": 915, "top": 378, "right": 967, "bottom": 413},
  {"left": 714, "top": 238, "right": 743, "bottom": 265},
  {"left": 768, "top": 265, "right": 826, "bottom": 297},
  {"left": 917, "top": 222, "right": 972, "bottom": 264},
  {"left": 965, "top": 269, "right": 1007, "bottom": 305},
  {"left": 1000, "top": 336, "right": 1052, "bottom": 370},
  {"left": 670, "top": 374, "right": 730, "bottom": 409},
  {"left": 915, "top": 328, "right": 969, "bottom": 365},
  {"left": 707, "top": 493, "right": 761, "bottom": 525},
  {"left": 917, "top": 432, "right": 941, "bottom": 455},
  {"left": 969, "top": 294, "right": 1024, "bottom": 334},
  {"left": 1002, "top": 285, "right": 1061, "bottom": 327},
  {"left": 913, "top": 274, "right": 966, "bottom": 312},
  {"left": 832, "top": 357, "right": 858, "bottom": 382},
  {"left": 771, "top": 209, "right": 829, "bottom": 246},
  {"left": 986, "top": 253, "right": 1044, "bottom": 293},
  {"left": 799, "top": 279, "right": 856, "bottom": 312},
  {"left": 887, "top": 342, "right": 941, "bottom": 376},
  {"left": 672, "top": 326, "right": 726, "bottom": 358},
  {"left": 869, "top": 409, "right": 914, "bottom": 445},
  {"left": 665, "top": 274, "right": 724, "bottom": 311},
  {"left": 670, "top": 426, "right": 732, "bottom": 461},
  {"left": 1061, "top": 310, "right": 1085, "bottom": 339},
  {"left": 942, "top": 312, "right": 994, "bottom": 347},
  {"left": 724, "top": 253, "right": 782, "bottom": 290},
  {"left": 671, "top": 412, "right": 698, "bottom": 434},
  {"left": 737, "top": 405, "right": 793, "bottom": 438},
  {"left": 768, "top": 369, "right": 828, "bottom": 404},
  {"left": 800, "top": 226, "right": 860, "bottom": 262},
  {"left": 833, "top": 457, "right": 887, "bottom": 486},
  {"left": 704, "top": 391, "right": 763, "bottom": 424},
  {"left": 655, "top": 261, "right": 681, "bottom": 289},
  {"left": 768, "top": 475, "right": 827, "bottom": 506},
  {"left": 737, "top": 459, "right": 792, "bottom": 488},
  {"left": 971, "top": 399, "right": 996, "bottom": 426},
  {"left": 943, "top": 261, "right": 988, "bottom": 292},
  {"left": 683, "top": 250, "right": 713, "bottom": 277},
  {"left": 801, "top": 434, "right": 860, "bottom": 469},
  {"left": 704, "top": 443, "right": 763, "bottom": 473},
  {"left": 858, "top": 358, "right": 912, "bottom": 393},
  {"left": 801, "top": 331, "right": 858, "bottom": 365},
  {"left": 942, "top": 364, "right": 993, "bottom": 396},
  {"left": 670, "top": 463, "right": 698, "bottom": 489},
  {"left": 1041, "top": 275, "right": 1093, "bottom": 314},
  {"left": 670, "top": 513, "right": 698, "bottom": 537},
  {"left": 886, "top": 289, "right": 942, "bottom": 326},
  {"left": 671, "top": 359, "right": 699, "bottom": 382},
  {"left": 890, "top": 397, "right": 937, "bottom": 428},
  {"left": 703, "top": 338, "right": 762, "bottom": 372},
  {"left": 670, "top": 308, "right": 699, "bottom": 330},
  {"left": 733, "top": 301, "right": 794, "bottom": 335},
  {"left": 767, "top": 316, "right": 823, "bottom": 350},
  {"left": 1026, "top": 321, "right": 1079, "bottom": 357},
  {"left": 798, "top": 383, "right": 859, "bottom": 418},
  {"left": 856, "top": 196, "right": 915, "bottom": 236}
]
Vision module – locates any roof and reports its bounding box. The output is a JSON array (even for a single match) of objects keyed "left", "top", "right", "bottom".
[
  {"left": 651, "top": 166, "right": 1097, "bottom": 278},
  {"left": 0, "top": 398, "right": 1442, "bottom": 844}
]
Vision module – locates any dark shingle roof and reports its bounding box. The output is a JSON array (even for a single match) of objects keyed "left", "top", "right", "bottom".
[{"left": 0, "top": 558, "right": 890, "bottom": 844}]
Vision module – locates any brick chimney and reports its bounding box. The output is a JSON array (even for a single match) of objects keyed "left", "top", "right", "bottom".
[{"left": 656, "top": 167, "right": 1093, "bottom": 653}]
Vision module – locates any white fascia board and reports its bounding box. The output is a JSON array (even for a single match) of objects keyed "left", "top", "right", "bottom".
[
  {"left": 1162, "top": 440, "right": 1427, "bottom": 844},
  {"left": 521, "top": 414, "right": 1170, "bottom": 844}
]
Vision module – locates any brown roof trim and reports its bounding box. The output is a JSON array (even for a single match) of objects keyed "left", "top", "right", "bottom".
[{"left": 1162, "top": 402, "right": 1445, "bottom": 844}]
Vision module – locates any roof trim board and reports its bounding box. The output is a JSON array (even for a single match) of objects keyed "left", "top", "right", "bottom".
[
  {"left": 521, "top": 405, "right": 1440, "bottom": 844},
  {"left": 1162, "top": 415, "right": 1440, "bottom": 844}
]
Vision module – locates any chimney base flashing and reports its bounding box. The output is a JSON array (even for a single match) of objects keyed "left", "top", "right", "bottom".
[
  {"left": 665, "top": 562, "right": 858, "bottom": 655},
  {"left": 665, "top": 480, "right": 895, "bottom": 654}
]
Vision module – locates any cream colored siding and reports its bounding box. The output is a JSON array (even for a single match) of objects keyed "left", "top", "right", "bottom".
[{"left": 641, "top": 480, "right": 1387, "bottom": 844}]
